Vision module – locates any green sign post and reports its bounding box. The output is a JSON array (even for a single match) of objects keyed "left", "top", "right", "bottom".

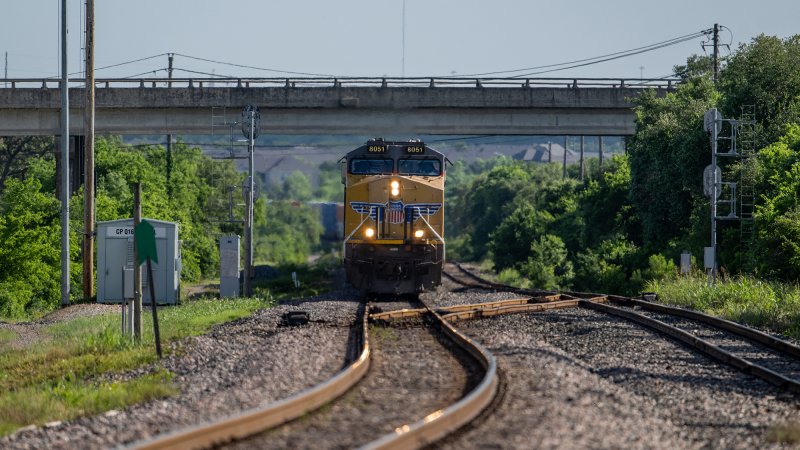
[{"left": 135, "top": 219, "right": 162, "bottom": 358}]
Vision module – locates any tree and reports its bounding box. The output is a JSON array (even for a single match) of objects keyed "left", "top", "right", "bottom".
[
  {"left": 0, "top": 178, "right": 64, "bottom": 317},
  {"left": 751, "top": 124, "right": 800, "bottom": 279},
  {"left": 719, "top": 34, "right": 800, "bottom": 144},
  {"left": 315, "top": 161, "right": 343, "bottom": 202},
  {"left": 519, "top": 234, "right": 573, "bottom": 290},
  {"left": 0, "top": 136, "right": 53, "bottom": 192},
  {"left": 489, "top": 203, "right": 550, "bottom": 271},
  {"left": 628, "top": 77, "right": 719, "bottom": 250}
]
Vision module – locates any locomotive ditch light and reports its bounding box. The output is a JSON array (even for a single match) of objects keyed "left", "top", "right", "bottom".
[
  {"left": 414, "top": 229, "right": 424, "bottom": 238},
  {"left": 365, "top": 227, "right": 375, "bottom": 238}
]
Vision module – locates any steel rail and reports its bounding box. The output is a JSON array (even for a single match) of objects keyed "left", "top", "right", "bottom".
[
  {"left": 442, "top": 298, "right": 588, "bottom": 322},
  {"left": 615, "top": 297, "right": 800, "bottom": 360},
  {"left": 581, "top": 299, "right": 800, "bottom": 393},
  {"left": 369, "top": 296, "right": 569, "bottom": 322},
  {"left": 447, "top": 263, "right": 558, "bottom": 297},
  {"left": 127, "top": 306, "right": 371, "bottom": 450},
  {"left": 362, "top": 301, "right": 498, "bottom": 450}
]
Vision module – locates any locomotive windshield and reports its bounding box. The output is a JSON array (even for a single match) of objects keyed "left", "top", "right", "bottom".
[
  {"left": 398, "top": 158, "right": 441, "bottom": 176},
  {"left": 350, "top": 158, "right": 393, "bottom": 175}
]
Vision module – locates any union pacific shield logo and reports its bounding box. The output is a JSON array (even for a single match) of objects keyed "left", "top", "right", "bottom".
[{"left": 388, "top": 201, "right": 404, "bottom": 224}]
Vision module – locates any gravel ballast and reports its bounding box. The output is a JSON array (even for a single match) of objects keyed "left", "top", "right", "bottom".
[
  {"left": 223, "top": 317, "right": 480, "bottom": 449},
  {"left": 434, "top": 305, "right": 800, "bottom": 449},
  {"left": 1, "top": 293, "right": 361, "bottom": 450}
]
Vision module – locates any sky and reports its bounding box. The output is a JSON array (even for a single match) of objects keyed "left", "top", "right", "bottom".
[{"left": 1, "top": 0, "right": 798, "bottom": 81}]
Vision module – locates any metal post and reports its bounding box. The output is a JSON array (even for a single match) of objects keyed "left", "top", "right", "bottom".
[
  {"left": 133, "top": 183, "right": 142, "bottom": 341},
  {"left": 167, "top": 53, "right": 174, "bottom": 85},
  {"left": 243, "top": 114, "right": 255, "bottom": 297},
  {"left": 599, "top": 136, "right": 604, "bottom": 175},
  {"left": 710, "top": 110, "right": 718, "bottom": 283},
  {"left": 60, "top": 0, "right": 70, "bottom": 307},
  {"left": 580, "top": 136, "right": 585, "bottom": 181},
  {"left": 547, "top": 141, "right": 552, "bottom": 163},
  {"left": 4, "top": 51, "right": 7, "bottom": 87},
  {"left": 712, "top": 23, "right": 720, "bottom": 84},
  {"left": 562, "top": 136, "right": 568, "bottom": 179},
  {"left": 166, "top": 54, "right": 173, "bottom": 198},
  {"left": 83, "top": 0, "right": 95, "bottom": 302},
  {"left": 402, "top": 0, "right": 406, "bottom": 78}
]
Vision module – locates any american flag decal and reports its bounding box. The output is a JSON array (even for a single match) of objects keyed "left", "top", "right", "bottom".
[{"left": 388, "top": 201, "right": 404, "bottom": 224}]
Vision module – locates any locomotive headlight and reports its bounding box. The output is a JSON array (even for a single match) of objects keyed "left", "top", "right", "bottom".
[
  {"left": 390, "top": 180, "right": 400, "bottom": 197},
  {"left": 414, "top": 229, "right": 424, "bottom": 238},
  {"left": 390, "top": 180, "right": 399, "bottom": 189},
  {"left": 391, "top": 188, "right": 400, "bottom": 196},
  {"left": 365, "top": 227, "right": 375, "bottom": 238}
]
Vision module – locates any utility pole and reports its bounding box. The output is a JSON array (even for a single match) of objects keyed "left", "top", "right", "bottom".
[
  {"left": 4, "top": 52, "right": 7, "bottom": 87},
  {"left": 402, "top": 0, "right": 406, "bottom": 77},
  {"left": 83, "top": 0, "right": 96, "bottom": 302},
  {"left": 598, "top": 136, "right": 604, "bottom": 175},
  {"left": 710, "top": 109, "right": 719, "bottom": 283},
  {"left": 242, "top": 106, "right": 260, "bottom": 297},
  {"left": 562, "top": 136, "right": 568, "bottom": 179},
  {"left": 712, "top": 23, "right": 720, "bottom": 83},
  {"left": 60, "top": 0, "right": 70, "bottom": 306},
  {"left": 580, "top": 136, "right": 585, "bottom": 181},
  {"left": 166, "top": 53, "right": 174, "bottom": 198},
  {"left": 133, "top": 183, "right": 143, "bottom": 341}
]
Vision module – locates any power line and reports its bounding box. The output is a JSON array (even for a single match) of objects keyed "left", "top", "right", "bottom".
[
  {"left": 172, "top": 67, "right": 236, "bottom": 78},
  {"left": 450, "top": 29, "right": 711, "bottom": 78},
  {"left": 512, "top": 34, "right": 705, "bottom": 77},
  {"left": 173, "top": 53, "right": 335, "bottom": 77},
  {"left": 122, "top": 68, "right": 168, "bottom": 79}
]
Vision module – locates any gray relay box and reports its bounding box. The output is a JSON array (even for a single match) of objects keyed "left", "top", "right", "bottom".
[
  {"left": 96, "top": 218, "right": 181, "bottom": 305},
  {"left": 220, "top": 235, "right": 241, "bottom": 298}
]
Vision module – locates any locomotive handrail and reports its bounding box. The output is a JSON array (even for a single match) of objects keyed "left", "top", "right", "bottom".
[
  {"left": 342, "top": 205, "right": 379, "bottom": 255},
  {"left": 411, "top": 206, "right": 446, "bottom": 261}
]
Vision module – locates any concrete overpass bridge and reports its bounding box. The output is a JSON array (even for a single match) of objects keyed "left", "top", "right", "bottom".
[{"left": 0, "top": 77, "right": 677, "bottom": 137}]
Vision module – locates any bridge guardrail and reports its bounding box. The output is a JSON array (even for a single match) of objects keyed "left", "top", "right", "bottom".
[{"left": 0, "top": 76, "right": 679, "bottom": 90}]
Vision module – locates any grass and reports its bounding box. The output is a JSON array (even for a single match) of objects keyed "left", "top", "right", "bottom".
[
  {"left": 645, "top": 274, "right": 800, "bottom": 340},
  {"left": 0, "top": 296, "right": 270, "bottom": 436},
  {"left": 370, "top": 324, "right": 397, "bottom": 342},
  {"left": 767, "top": 422, "right": 800, "bottom": 444},
  {"left": 0, "top": 329, "right": 16, "bottom": 346},
  {"left": 0, "top": 371, "right": 177, "bottom": 436}
]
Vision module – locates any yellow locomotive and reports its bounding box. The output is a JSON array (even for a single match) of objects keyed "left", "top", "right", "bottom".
[{"left": 343, "top": 139, "right": 445, "bottom": 295}]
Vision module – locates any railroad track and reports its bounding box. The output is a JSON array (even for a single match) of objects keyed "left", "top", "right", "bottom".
[
  {"left": 584, "top": 295, "right": 800, "bottom": 393},
  {"left": 449, "top": 263, "right": 800, "bottom": 394},
  {"left": 443, "top": 262, "right": 558, "bottom": 297},
  {"left": 128, "top": 297, "right": 498, "bottom": 450}
]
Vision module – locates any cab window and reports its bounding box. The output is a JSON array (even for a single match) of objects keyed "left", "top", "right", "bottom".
[
  {"left": 398, "top": 158, "right": 441, "bottom": 176},
  {"left": 349, "top": 158, "right": 394, "bottom": 175}
]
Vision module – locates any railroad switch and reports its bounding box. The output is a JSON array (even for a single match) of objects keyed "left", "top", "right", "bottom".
[{"left": 283, "top": 311, "right": 310, "bottom": 326}]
